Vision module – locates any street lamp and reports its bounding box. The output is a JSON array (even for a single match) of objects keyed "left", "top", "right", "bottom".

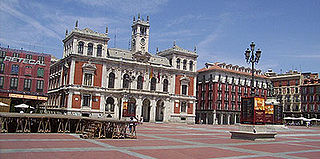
[{"left": 244, "top": 41, "right": 262, "bottom": 97}]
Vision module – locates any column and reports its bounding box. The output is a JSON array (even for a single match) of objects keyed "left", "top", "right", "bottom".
[
  {"left": 69, "top": 60, "right": 75, "bottom": 85},
  {"left": 227, "top": 114, "right": 230, "bottom": 125},
  {"left": 149, "top": 99, "right": 156, "bottom": 122},
  {"left": 220, "top": 114, "right": 223, "bottom": 125},
  {"left": 113, "top": 97, "right": 119, "bottom": 120},
  {"left": 67, "top": 92, "right": 73, "bottom": 109},
  {"left": 136, "top": 98, "right": 143, "bottom": 119},
  {"left": 213, "top": 110, "right": 217, "bottom": 125}
]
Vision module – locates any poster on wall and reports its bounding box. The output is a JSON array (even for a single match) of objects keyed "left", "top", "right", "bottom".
[
  {"left": 265, "top": 105, "right": 274, "bottom": 114},
  {"left": 254, "top": 97, "right": 265, "bottom": 111}
]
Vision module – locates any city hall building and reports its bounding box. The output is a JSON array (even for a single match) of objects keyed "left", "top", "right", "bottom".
[
  {"left": 0, "top": 47, "right": 51, "bottom": 112},
  {"left": 47, "top": 15, "right": 198, "bottom": 123}
]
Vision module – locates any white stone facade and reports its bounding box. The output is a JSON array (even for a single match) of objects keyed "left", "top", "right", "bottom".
[{"left": 47, "top": 15, "right": 198, "bottom": 124}]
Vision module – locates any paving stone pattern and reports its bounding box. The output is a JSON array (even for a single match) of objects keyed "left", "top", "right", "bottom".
[{"left": 1, "top": 124, "right": 320, "bottom": 159}]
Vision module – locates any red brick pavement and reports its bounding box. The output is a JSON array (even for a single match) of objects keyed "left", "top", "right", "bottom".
[{"left": 1, "top": 123, "right": 320, "bottom": 159}]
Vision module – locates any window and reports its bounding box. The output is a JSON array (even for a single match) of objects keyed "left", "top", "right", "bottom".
[
  {"left": 82, "top": 94, "right": 91, "bottom": 107},
  {"left": 295, "top": 87, "right": 299, "bottom": 94},
  {"left": 10, "top": 77, "right": 18, "bottom": 89},
  {"left": 38, "top": 56, "right": 44, "bottom": 62},
  {"left": 26, "top": 54, "right": 32, "bottom": 59},
  {"left": 0, "top": 76, "right": 4, "bottom": 88},
  {"left": 37, "top": 67, "right": 44, "bottom": 77},
  {"left": 181, "top": 101, "right": 187, "bottom": 113},
  {"left": 163, "top": 79, "right": 168, "bottom": 92},
  {"left": 189, "top": 61, "right": 193, "bottom": 71},
  {"left": 137, "top": 75, "right": 143, "bottom": 90},
  {"left": 224, "top": 102, "right": 228, "bottom": 110},
  {"left": 169, "top": 59, "right": 172, "bottom": 66},
  {"left": 84, "top": 73, "right": 93, "bottom": 86},
  {"left": 87, "top": 43, "right": 93, "bottom": 55},
  {"left": 183, "top": 60, "right": 187, "bottom": 70},
  {"left": 78, "top": 41, "right": 84, "bottom": 54},
  {"left": 217, "top": 101, "right": 221, "bottom": 110},
  {"left": 25, "top": 66, "right": 32, "bottom": 76},
  {"left": 0, "top": 63, "right": 5, "bottom": 74},
  {"left": 13, "top": 52, "right": 19, "bottom": 57},
  {"left": 123, "top": 74, "right": 129, "bottom": 88},
  {"left": 0, "top": 51, "right": 6, "bottom": 57},
  {"left": 97, "top": 45, "right": 102, "bottom": 57},
  {"left": 176, "top": 58, "right": 180, "bottom": 69},
  {"left": 182, "top": 85, "right": 187, "bottom": 95},
  {"left": 24, "top": 79, "right": 32, "bottom": 91},
  {"left": 209, "top": 92, "right": 213, "bottom": 100},
  {"left": 150, "top": 77, "right": 156, "bottom": 91},
  {"left": 208, "top": 101, "right": 212, "bottom": 110},
  {"left": 11, "top": 64, "right": 19, "bottom": 75},
  {"left": 287, "top": 88, "right": 290, "bottom": 94},
  {"left": 108, "top": 72, "right": 115, "bottom": 88},
  {"left": 36, "top": 80, "right": 44, "bottom": 91}
]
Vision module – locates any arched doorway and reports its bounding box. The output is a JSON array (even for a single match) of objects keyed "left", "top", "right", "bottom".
[
  {"left": 123, "top": 97, "right": 136, "bottom": 117},
  {"left": 156, "top": 100, "right": 164, "bottom": 122},
  {"left": 142, "top": 99, "right": 151, "bottom": 122}
]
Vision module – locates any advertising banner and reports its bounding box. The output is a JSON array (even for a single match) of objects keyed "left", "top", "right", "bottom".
[
  {"left": 254, "top": 97, "right": 265, "bottom": 111},
  {"left": 265, "top": 105, "right": 274, "bottom": 115}
]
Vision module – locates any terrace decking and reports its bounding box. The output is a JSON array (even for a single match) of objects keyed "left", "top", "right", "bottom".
[{"left": 0, "top": 113, "right": 137, "bottom": 139}]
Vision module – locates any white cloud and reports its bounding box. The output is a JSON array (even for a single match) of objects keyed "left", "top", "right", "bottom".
[{"left": 0, "top": 2, "right": 61, "bottom": 40}]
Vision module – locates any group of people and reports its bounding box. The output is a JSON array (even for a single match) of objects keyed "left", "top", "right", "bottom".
[{"left": 129, "top": 115, "right": 144, "bottom": 135}]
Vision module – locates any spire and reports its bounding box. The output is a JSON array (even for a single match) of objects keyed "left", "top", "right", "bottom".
[
  {"left": 75, "top": 20, "right": 78, "bottom": 29},
  {"left": 147, "top": 16, "right": 149, "bottom": 22},
  {"left": 138, "top": 13, "right": 141, "bottom": 20},
  {"left": 156, "top": 47, "right": 159, "bottom": 53},
  {"left": 173, "top": 41, "right": 176, "bottom": 47},
  {"left": 105, "top": 25, "right": 108, "bottom": 34},
  {"left": 133, "top": 16, "right": 136, "bottom": 22},
  {"left": 65, "top": 29, "right": 68, "bottom": 36},
  {"left": 194, "top": 45, "right": 197, "bottom": 53}
]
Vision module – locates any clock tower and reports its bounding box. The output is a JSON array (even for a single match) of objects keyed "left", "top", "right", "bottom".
[{"left": 131, "top": 14, "right": 150, "bottom": 53}]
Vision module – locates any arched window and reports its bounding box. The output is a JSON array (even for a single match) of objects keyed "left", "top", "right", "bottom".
[
  {"left": 123, "top": 74, "right": 129, "bottom": 88},
  {"left": 97, "top": 45, "right": 102, "bottom": 57},
  {"left": 189, "top": 61, "right": 193, "bottom": 71},
  {"left": 87, "top": 43, "right": 93, "bottom": 55},
  {"left": 151, "top": 77, "right": 156, "bottom": 91},
  {"left": 163, "top": 79, "right": 168, "bottom": 92},
  {"left": 176, "top": 58, "right": 180, "bottom": 69},
  {"left": 78, "top": 41, "right": 84, "bottom": 54},
  {"left": 137, "top": 75, "right": 143, "bottom": 90},
  {"left": 183, "top": 59, "right": 187, "bottom": 70},
  {"left": 108, "top": 72, "right": 115, "bottom": 88},
  {"left": 105, "top": 97, "right": 115, "bottom": 112}
]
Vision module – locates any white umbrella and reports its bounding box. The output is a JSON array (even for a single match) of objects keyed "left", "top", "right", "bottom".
[
  {"left": 0, "top": 102, "right": 9, "bottom": 106},
  {"left": 14, "top": 104, "right": 32, "bottom": 109}
]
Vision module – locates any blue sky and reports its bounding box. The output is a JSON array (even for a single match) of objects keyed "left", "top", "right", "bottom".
[{"left": 1, "top": 0, "right": 319, "bottom": 74}]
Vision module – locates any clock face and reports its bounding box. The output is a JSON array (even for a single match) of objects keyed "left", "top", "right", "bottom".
[{"left": 140, "top": 38, "right": 146, "bottom": 45}]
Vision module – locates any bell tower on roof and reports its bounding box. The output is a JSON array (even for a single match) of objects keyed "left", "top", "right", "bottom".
[{"left": 131, "top": 14, "right": 150, "bottom": 53}]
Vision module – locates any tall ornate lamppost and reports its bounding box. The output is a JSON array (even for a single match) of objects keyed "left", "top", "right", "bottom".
[{"left": 244, "top": 42, "right": 262, "bottom": 97}]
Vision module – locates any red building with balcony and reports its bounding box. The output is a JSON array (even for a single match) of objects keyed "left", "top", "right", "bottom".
[
  {"left": 196, "top": 62, "right": 271, "bottom": 125},
  {"left": 0, "top": 47, "right": 51, "bottom": 112},
  {"left": 301, "top": 78, "right": 320, "bottom": 120}
]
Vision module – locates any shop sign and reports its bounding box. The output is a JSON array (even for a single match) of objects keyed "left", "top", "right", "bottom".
[{"left": 4, "top": 56, "right": 45, "bottom": 66}]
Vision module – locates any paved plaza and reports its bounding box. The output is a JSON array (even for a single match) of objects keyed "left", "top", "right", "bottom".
[{"left": 1, "top": 123, "right": 320, "bottom": 159}]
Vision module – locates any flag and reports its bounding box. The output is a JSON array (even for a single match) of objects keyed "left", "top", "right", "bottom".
[{"left": 149, "top": 68, "right": 153, "bottom": 79}]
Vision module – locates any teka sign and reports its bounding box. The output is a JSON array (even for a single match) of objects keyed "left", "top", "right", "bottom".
[{"left": 4, "top": 56, "right": 46, "bottom": 66}]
